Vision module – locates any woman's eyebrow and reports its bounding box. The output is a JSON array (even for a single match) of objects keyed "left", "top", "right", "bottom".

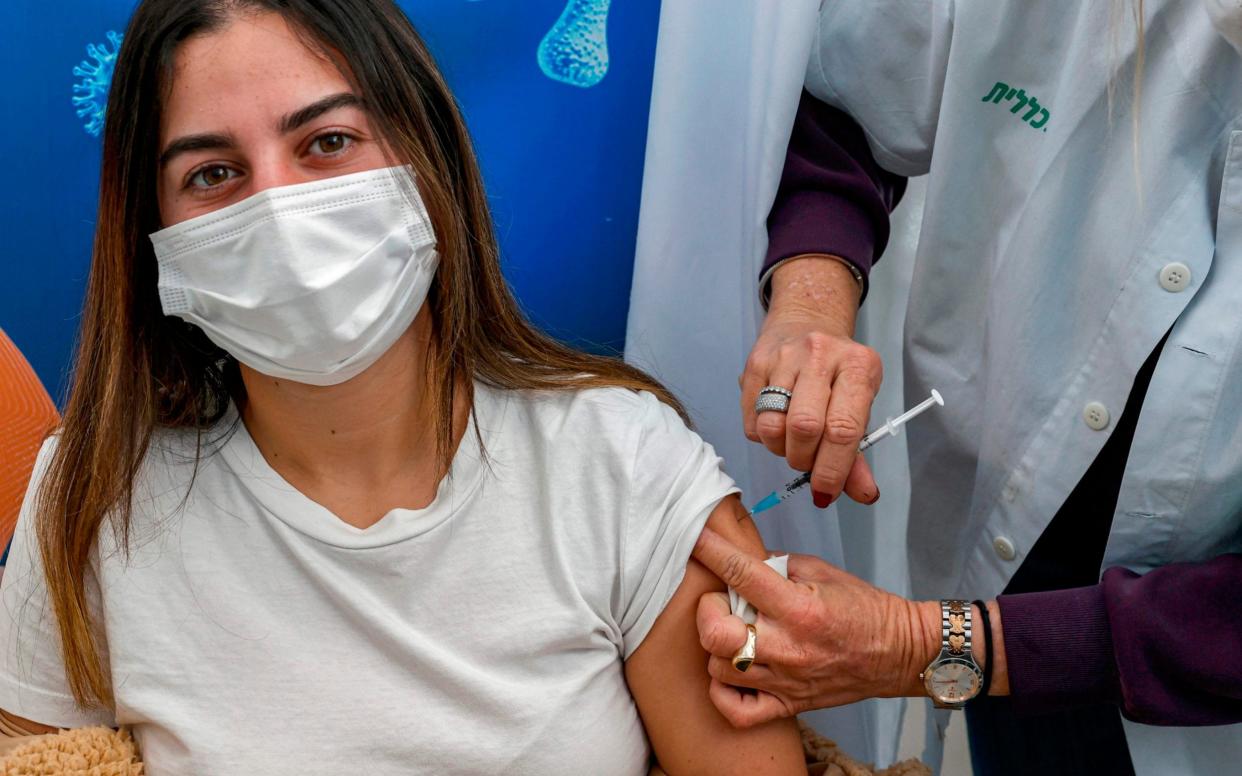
[
  {"left": 278, "top": 92, "right": 364, "bottom": 134},
  {"left": 159, "top": 133, "right": 236, "bottom": 169},
  {"left": 158, "top": 94, "right": 364, "bottom": 170}
]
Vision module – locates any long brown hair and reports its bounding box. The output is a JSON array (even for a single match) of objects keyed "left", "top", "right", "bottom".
[{"left": 39, "top": 0, "right": 685, "bottom": 709}]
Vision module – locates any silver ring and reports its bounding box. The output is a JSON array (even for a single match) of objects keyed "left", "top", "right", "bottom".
[
  {"left": 754, "top": 392, "right": 791, "bottom": 414},
  {"left": 759, "top": 386, "right": 793, "bottom": 399}
]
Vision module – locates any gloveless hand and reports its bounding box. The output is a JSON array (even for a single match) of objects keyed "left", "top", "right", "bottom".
[
  {"left": 743, "top": 256, "right": 883, "bottom": 506},
  {"left": 691, "top": 527, "right": 940, "bottom": 727}
]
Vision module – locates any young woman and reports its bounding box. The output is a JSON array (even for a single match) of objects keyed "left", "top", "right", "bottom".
[{"left": 0, "top": 1, "right": 806, "bottom": 773}]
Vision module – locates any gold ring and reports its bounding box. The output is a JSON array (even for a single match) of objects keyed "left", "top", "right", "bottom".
[{"left": 732, "top": 624, "right": 758, "bottom": 672}]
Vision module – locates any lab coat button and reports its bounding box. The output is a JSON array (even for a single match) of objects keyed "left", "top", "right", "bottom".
[
  {"left": 993, "top": 536, "right": 1017, "bottom": 561},
  {"left": 1083, "top": 401, "right": 1110, "bottom": 430},
  {"left": 1158, "top": 262, "right": 1191, "bottom": 292}
]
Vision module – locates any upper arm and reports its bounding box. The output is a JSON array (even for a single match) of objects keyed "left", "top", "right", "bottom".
[{"left": 624, "top": 495, "right": 806, "bottom": 775}]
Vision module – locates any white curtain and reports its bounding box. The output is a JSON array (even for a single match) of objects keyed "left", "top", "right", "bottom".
[{"left": 625, "top": 0, "right": 929, "bottom": 767}]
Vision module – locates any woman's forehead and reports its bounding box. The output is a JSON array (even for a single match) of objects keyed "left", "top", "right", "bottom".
[{"left": 162, "top": 12, "right": 350, "bottom": 139}]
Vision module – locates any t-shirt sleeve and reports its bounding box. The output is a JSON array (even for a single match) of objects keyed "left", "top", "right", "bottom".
[
  {"left": 0, "top": 437, "right": 115, "bottom": 728},
  {"left": 618, "top": 393, "right": 740, "bottom": 659}
]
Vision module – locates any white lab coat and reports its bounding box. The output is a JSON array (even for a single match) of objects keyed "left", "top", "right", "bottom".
[
  {"left": 625, "top": 1, "right": 916, "bottom": 764},
  {"left": 805, "top": 1, "right": 1242, "bottom": 772}
]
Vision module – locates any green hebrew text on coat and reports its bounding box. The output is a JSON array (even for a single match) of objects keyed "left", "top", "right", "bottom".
[{"left": 982, "top": 82, "right": 1050, "bottom": 130}]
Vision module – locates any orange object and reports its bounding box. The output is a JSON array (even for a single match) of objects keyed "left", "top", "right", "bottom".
[{"left": 0, "top": 330, "right": 59, "bottom": 556}]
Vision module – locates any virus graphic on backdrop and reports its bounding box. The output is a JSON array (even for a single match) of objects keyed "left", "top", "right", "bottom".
[
  {"left": 537, "top": 0, "right": 611, "bottom": 88},
  {"left": 72, "top": 31, "right": 123, "bottom": 137},
  {"left": 69, "top": 3, "right": 611, "bottom": 139}
]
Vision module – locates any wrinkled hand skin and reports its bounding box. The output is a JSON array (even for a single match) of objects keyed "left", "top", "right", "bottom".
[
  {"left": 693, "top": 527, "right": 939, "bottom": 728},
  {"left": 742, "top": 256, "right": 882, "bottom": 506}
]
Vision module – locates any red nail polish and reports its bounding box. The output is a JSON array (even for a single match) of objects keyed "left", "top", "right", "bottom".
[{"left": 813, "top": 490, "right": 831, "bottom": 509}]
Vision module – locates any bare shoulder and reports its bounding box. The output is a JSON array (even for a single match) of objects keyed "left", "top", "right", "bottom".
[{"left": 701, "top": 494, "right": 766, "bottom": 559}]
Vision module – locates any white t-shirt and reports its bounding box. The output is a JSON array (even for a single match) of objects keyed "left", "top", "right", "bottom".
[{"left": 0, "top": 384, "right": 737, "bottom": 775}]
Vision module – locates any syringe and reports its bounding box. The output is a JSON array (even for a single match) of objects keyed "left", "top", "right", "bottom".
[{"left": 748, "top": 389, "right": 944, "bottom": 516}]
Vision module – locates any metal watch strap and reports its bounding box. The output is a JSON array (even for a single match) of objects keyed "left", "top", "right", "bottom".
[{"left": 942, "top": 599, "right": 972, "bottom": 658}]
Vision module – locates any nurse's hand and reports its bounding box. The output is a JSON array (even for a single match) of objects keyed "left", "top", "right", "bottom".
[
  {"left": 743, "top": 256, "right": 882, "bottom": 507},
  {"left": 691, "top": 527, "right": 941, "bottom": 726}
]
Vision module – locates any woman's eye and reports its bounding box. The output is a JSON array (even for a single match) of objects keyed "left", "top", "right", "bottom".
[
  {"left": 189, "top": 165, "right": 237, "bottom": 189},
  {"left": 310, "top": 133, "right": 352, "bottom": 156}
]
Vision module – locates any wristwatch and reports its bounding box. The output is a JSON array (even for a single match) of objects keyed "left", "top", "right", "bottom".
[{"left": 919, "top": 599, "right": 984, "bottom": 709}]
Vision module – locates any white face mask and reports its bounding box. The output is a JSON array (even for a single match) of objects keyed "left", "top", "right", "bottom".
[{"left": 150, "top": 166, "right": 438, "bottom": 386}]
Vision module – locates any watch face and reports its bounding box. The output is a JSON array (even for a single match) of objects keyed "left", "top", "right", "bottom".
[{"left": 926, "top": 660, "right": 981, "bottom": 705}]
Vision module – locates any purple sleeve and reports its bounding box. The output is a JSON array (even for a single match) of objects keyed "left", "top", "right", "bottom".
[
  {"left": 762, "top": 90, "right": 907, "bottom": 304},
  {"left": 997, "top": 553, "right": 1242, "bottom": 725}
]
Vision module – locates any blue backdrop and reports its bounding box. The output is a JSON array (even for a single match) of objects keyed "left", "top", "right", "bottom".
[{"left": 1, "top": 0, "right": 658, "bottom": 403}]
